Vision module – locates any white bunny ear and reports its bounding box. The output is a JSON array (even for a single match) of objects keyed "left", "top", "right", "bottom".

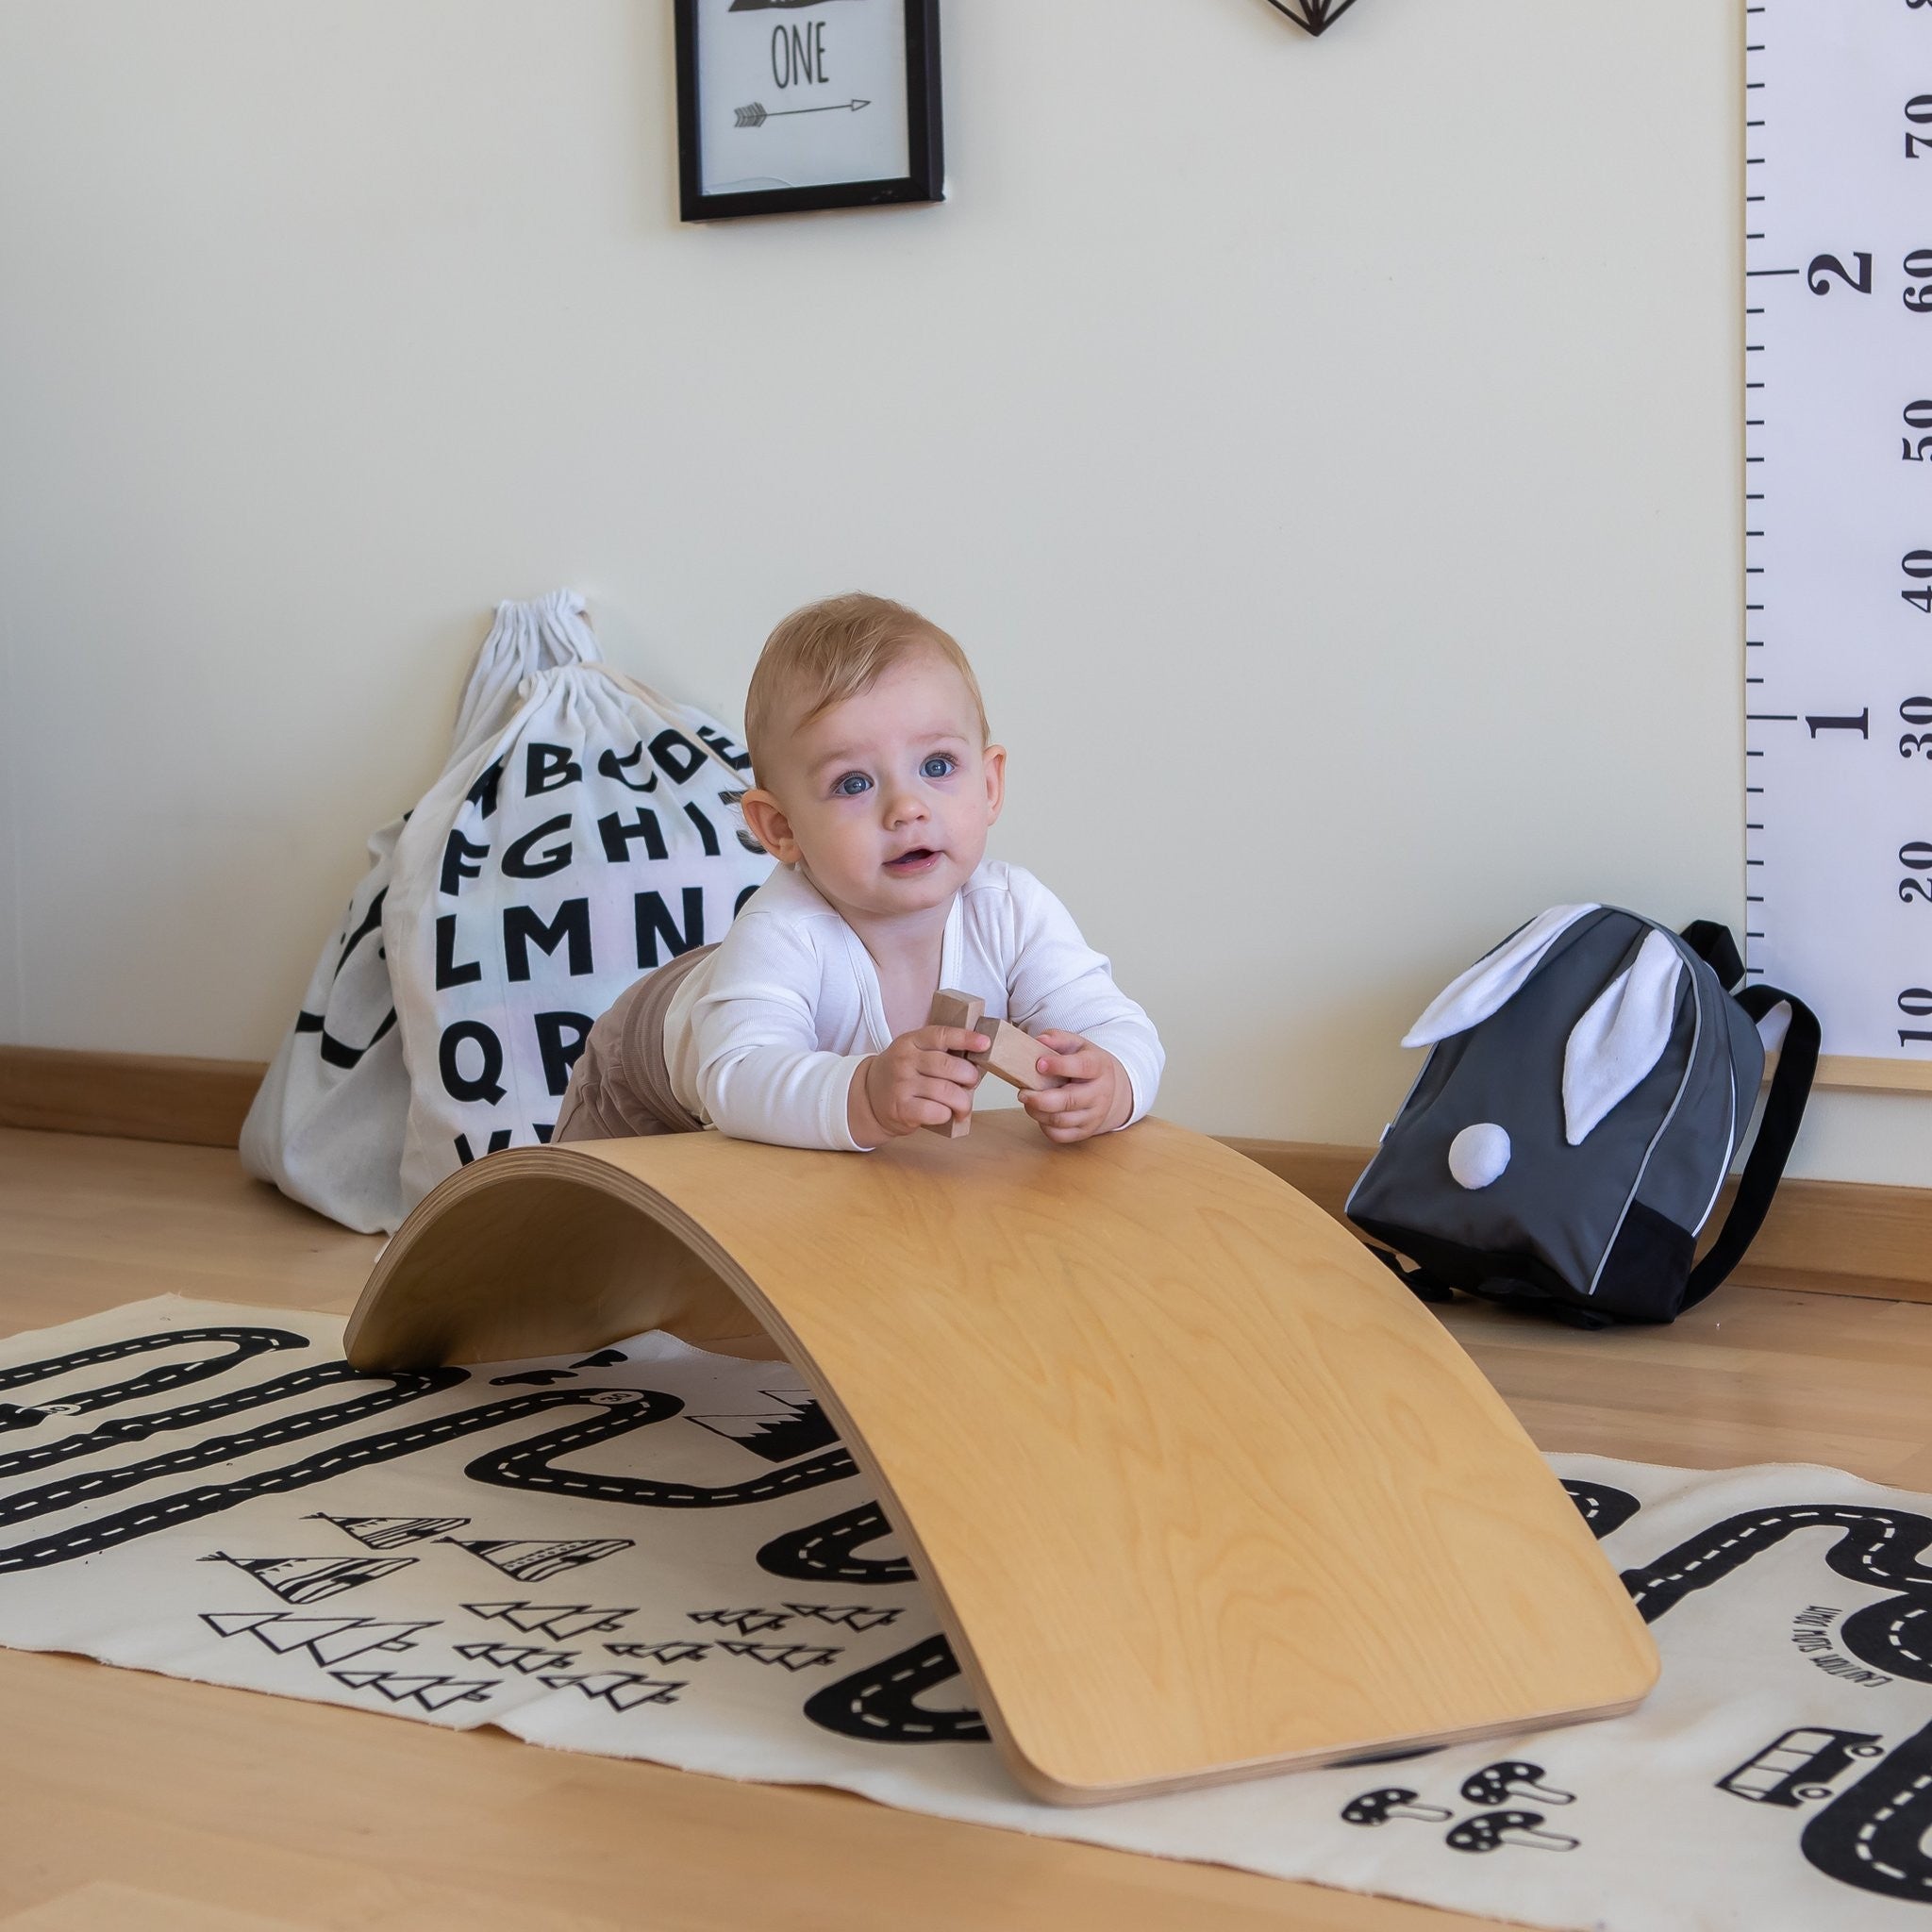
[
  {"left": 1562, "top": 929, "right": 1685, "bottom": 1145},
  {"left": 1402, "top": 905, "right": 1601, "bottom": 1049}
]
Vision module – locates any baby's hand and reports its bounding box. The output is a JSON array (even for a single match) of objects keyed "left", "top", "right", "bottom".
[
  {"left": 850, "top": 1025, "right": 987, "bottom": 1145},
  {"left": 1021, "top": 1031, "right": 1133, "bottom": 1143}
]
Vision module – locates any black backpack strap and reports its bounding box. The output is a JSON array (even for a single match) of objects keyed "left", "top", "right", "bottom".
[
  {"left": 1371, "top": 1247, "right": 1456, "bottom": 1305},
  {"left": 1680, "top": 982, "right": 1820, "bottom": 1307},
  {"left": 1679, "top": 920, "right": 1746, "bottom": 991}
]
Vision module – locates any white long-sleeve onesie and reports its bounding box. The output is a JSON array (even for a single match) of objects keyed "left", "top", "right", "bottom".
[{"left": 661, "top": 859, "right": 1164, "bottom": 1151}]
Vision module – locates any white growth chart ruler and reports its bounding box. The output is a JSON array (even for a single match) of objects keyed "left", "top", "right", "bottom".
[{"left": 1745, "top": 0, "right": 1932, "bottom": 1091}]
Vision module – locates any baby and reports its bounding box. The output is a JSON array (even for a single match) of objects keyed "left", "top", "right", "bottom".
[{"left": 556, "top": 593, "right": 1162, "bottom": 1150}]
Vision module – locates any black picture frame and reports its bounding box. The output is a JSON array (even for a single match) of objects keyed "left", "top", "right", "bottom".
[{"left": 674, "top": 0, "right": 943, "bottom": 224}]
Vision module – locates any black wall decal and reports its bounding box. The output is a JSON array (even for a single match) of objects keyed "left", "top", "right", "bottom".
[{"left": 1259, "top": 0, "right": 1360, "bottom": 37}]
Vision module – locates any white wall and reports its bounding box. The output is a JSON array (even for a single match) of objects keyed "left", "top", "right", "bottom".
[{"left": 1, "top": 0, "right": 1924, "bottom": 1184}]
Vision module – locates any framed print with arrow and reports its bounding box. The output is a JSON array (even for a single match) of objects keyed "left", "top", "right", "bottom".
[{"left": 674, "top": 0, "right": 943, "bottom": 223}]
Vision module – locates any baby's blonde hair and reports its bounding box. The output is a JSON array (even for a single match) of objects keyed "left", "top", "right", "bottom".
[{"left": 744, "top": 592, "right": 989, "bottom": 782}]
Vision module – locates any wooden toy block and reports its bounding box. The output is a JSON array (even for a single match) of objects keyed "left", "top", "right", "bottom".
[
  {"left": 343, "top": 1111, "right": 1660, "bottom": 1806},
  {"left": 924, "top": 988, "right": 986, "bottom": 1137},
  {"left": 970, "top": 1017, "right": 1056, "bottom": 1092},
  {"left": 928, "top": 988, "right": 986, "bottom": 1036}
]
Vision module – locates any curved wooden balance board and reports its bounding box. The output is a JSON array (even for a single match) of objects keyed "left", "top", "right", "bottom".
[{"left": 344, "top": 1111, "right": 1658, "bottom": 1806}]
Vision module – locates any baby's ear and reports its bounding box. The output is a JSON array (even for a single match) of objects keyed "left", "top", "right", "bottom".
[
  {"left": 737, "top": 788, "right": 799, "bottom": 864},
  {"left": 980, "top": 743, "right": 1008, "bottom": 823}
]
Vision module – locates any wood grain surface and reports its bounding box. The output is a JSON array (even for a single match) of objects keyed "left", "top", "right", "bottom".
[
  {"left": 344, "top": 1112, "right": 1657, "bottom": 1804},
  {"left": 7, "top": 1124, "right": 1930, "bottom": 1931}
]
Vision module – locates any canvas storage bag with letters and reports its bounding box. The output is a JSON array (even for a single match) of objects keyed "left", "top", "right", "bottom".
[
  {"left": 1345, "top": 905, "right": 1819, "bottom": 1326},
  {"left": 242, "top": 591, "right": 604, "bottom": 1233},
  {"left": 244, "top": 591, "right": 771, "bottom": 1231},
  {"left": 381, "top": 612, "right": 771, "bottom": 1217}
]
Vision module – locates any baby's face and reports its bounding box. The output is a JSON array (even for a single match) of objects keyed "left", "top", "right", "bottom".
[{"left": 750, "top": 647, "right": 1004, "bottom": 924}]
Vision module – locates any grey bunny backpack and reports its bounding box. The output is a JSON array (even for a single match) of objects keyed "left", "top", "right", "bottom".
[{"left": 1345, "top": 905, "right": 1820, "bottom": 1327}]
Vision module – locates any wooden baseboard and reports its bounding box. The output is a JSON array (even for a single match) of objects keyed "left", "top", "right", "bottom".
[
  {"left": 1813, "top": 1053, "right": 1932, "bottom": 1094},
  {"left": 1224, "top": 1137, "right": 1932, "bottom": 1307},
  {"left": 0, "top": 1045, "right": 266, "bottom": 1149},
  {"left": 4, "top": 1047, "right": 1927, "bottom": 1305}
]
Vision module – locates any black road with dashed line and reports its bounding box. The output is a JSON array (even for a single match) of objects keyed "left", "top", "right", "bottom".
[
  {"left": 0, "top": 1360, "right": 428, "bottom": 1491},
  {"left": 1561, "top": 1479, "right": 1641, "bottom": 1540},
  {"left": 0, "top": 1387, "right": 677, "bottom": 1572},
  {"left": 1624, "top": 1504, "right": 1932, "bottom": 1682},
  {"left": 0, "top": 1364, "right": 466, "bottom": 1528},
  {"left": 756, "top": 1503, "right": 915, "bottom": 1583},
  {"left": 466, "top": 1426, "right": 855, "bottom": 1507},
  {"left": 0, "top": 1326, "right": 308, "bottom": 1431},
  {"left": 1622, "top": 1502, "right": 1932, "bottom": 1903},
  {"left": 1802, "top": 1717, "right": 1932, "bottom": 1903},
  {"left": 802, "top": 1634, "right": 987, "bottom": 1744}
]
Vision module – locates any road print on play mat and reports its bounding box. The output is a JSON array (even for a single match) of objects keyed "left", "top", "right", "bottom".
[{"left": 2, "top": 1297, "right": 1932, "bottom": 1929}]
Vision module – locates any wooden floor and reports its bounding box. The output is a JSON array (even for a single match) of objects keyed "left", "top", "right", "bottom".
[{"left": 5, "top": 1129, "right": 1932, "bottom": 1931}]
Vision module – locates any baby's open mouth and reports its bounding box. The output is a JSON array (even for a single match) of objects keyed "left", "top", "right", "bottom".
[{"left": 885, "top": 847, "right": 941, "bottom": 874}]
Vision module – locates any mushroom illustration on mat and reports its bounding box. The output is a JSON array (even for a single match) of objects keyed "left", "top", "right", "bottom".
[
  {"left": 1460, "top": 1759, "right": 1575, "bottom": 1807},
  {"left": 1445, "top": 1809, "right": 1580, "bottom": 1855},
  {"left": 1341, "top": 1788, "right": 1455, "bottom": 1826}
]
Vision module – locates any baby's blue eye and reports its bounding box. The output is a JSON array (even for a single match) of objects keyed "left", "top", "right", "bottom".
[
  {"left": 834, "top": 772, "right": 872, "bottom": 797},
  {"left": 921, "top": 754, "right": 957, "bottom": 780}
]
